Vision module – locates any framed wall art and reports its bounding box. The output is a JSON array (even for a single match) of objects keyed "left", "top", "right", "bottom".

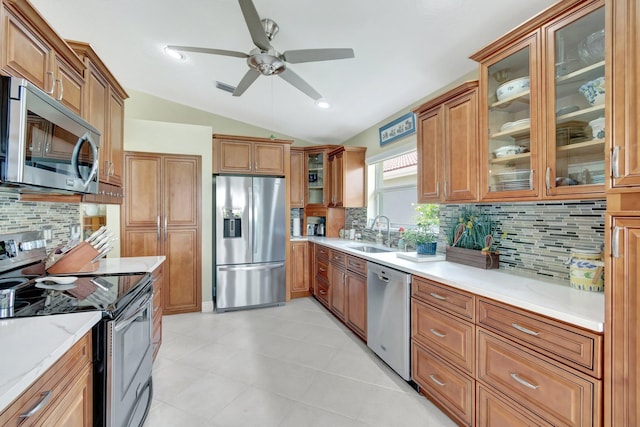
[{"left": 379, "top": 112, "right": 416, "bottom": 146}]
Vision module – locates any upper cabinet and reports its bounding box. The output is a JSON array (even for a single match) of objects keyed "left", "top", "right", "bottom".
[
  {"left": 414, "top": 81, "right": 480, "bottom": 203},
  {"left": 305, "top": 147, "right": 330, "bottom": 207},
  {"left": 608, "top": 0, "right": 640, "bottom": 189},
  {"left": 290, "top": 148, "right": 305, "bottom": 208},
  {"left": 1, "top": 0, "right": 85, "bottom": 115},
  {"left": 328, "top": 146, "right": 367, "bottom": 208},
  {"left": 68, "top": 41, "right": 128, "bottom": 191},
  {"left": 212, "top": 134, "right": 291, "bottom": 176},
  {"left": 471, "top": 0, "right": 606, "bottom": 201}
]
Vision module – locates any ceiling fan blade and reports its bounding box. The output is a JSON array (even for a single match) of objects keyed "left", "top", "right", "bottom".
[
  {"left": 238, "top": 0, "right": 272, "bottom": 51},
  {"left": 282, "top": 48, "right": 355, "bottom": 64},
  {"left": 278, "top": 68, "right": 322, "bottom": 100},
  {"left": 167, "top": 45, "right": 248, "bottom": 59},
  {"left": 233, "top": 69, "right": 261, "bottom": 96}
]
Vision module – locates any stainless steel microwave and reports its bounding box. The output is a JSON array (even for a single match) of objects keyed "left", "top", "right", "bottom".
[{"left": 0, "top": 76, "right": 100, "bottom": 194}]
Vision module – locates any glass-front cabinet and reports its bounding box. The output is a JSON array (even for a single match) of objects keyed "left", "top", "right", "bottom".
[
  {"left": 474, "top": 0, "right": 605, "bottom": 201},
  {"left": 544, "top": 2, "right": 605, "bottom": 197},
  {"left": 484, "top": 37, "right": 540, "bottom": 199},
  {"left": 306, "top": 150, "right": 327, "bottom": 206}
]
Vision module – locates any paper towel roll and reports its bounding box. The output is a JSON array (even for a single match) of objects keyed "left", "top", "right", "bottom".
[{"left": 292, "top": 218, "right": 301, "bottom": 237}]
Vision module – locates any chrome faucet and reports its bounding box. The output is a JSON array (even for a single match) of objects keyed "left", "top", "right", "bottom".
[{"left": 370, "top": 215, "right": 391, "bottom": 247}]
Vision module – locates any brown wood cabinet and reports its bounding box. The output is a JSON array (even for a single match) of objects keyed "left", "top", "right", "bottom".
[
  {"left": 1, "top": 0, "right": 85, "bottom": 115},
  {"left": 151, "top": 263, "right": 163, "bottom": 361},
  {"left": 478, "top": 329, "right": 601, "bottom": 427},
  {"left": 471, "top": 0, "right": 606, "bottom": 202},
  {"left": 289, "top": 240, "right": 310, "bottom": 298},
  {"left": 327, "top": 146, "right": 367, "bottom": 208},
  {"left": 212, "top": 134, "right": 291, "bottom": 176},
  {"left": 605, "top": 2, "right": 640, "bottom": 426},
  {"left": 68, "top": 41, "right": 128, "bottom": 191},
  {"left": 290, "top": 148, "right": 305, "bottom": 208},
  {"left": 122, "top": 152, "right": 202, "bottom": 315},
  {"left": 329, "top": 249, "right": 347, "bottom": 321},
  {"left": 477, "top": 383, "right": 554, "bottom": 427},
  {"left": 313, "top": 245, "right": 367, "bottom": 341},
  {"left": 608, "top": 0, "right": 640, "bottom": 190},
  {"left": 414, "top": 81, "right": 479, "bottom": 203},
  {"left": 345, "top": 255, "right": 367, "bottom": 340},
  {"left": 0, "top": 332, "right": 92, "bottom": 426}
]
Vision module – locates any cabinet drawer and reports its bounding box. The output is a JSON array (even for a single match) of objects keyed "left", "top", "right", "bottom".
[
  {"left": 346, "top": 255, "right": 367, "bottom": 276},
  {"left": 330, "top": 249, "right": 346, "bottom": 266},
  {"left": 412, "top": 276, "right": 475, "bottom": 321},
  {"left": 315, "top": 245, "right": 330, "bottom": 260},
  {"left": 315, "top": 258, "right": 329, "bottom": 282},
  {"left": 0, "top": 332, "right": 92, "bottom": 426},
  {"left": 412, "top": 299, "right": 475, "bottom": 375},
  {"left": 478, "top": 329, "right": 601, "bottom": 427},
  {"left": 315, "top": 278, "right": 330, "bottom": 308},
  {"left": 477, "top": 384, "right": 553, "bottom": 427},
  {"left": 477, "top": 298, "right": 603, "bottom": 378},
  {"left": 412, "top": 341, "right": 474, "bottom": 426}
]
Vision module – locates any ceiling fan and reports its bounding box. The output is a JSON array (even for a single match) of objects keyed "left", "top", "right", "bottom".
[{"left": 167, "top": 0, "right": 354, "bottom": 100}]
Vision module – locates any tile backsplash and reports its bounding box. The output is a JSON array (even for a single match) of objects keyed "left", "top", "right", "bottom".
[
  {"left": 346, "top": 200, "right": 606, "bottom": 283},
  {"left": 0, "top": 193, "right": 80, "bottom": 248}
]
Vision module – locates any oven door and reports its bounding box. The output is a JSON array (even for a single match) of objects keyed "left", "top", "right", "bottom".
[{"left": 107, "top": 292, "right": 153, "bottom": 427}]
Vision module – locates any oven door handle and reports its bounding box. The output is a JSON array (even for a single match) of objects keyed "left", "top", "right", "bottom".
[
  {"left": 115, "top": 294, "right": 152, "bottom": 332},
  {"left": 126, "top": 377, "right": 153, "bottom": 427}
]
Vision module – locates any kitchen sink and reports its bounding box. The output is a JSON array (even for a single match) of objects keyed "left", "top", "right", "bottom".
[{"left": 347, "top": 245, "right": 395, "bottom": 253}]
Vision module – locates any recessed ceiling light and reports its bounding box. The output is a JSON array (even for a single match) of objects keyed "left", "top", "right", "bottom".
[
  {"left": 164, "top": 46, "right": 185, "bottom": 61},
  {"left": 315, "top": 99, "right": 331, "bottom": 109}
]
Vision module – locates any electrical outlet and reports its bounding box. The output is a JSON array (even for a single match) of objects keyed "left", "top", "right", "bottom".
[{"left": 352, "top": 220, "right": 359, "bottom": 227}]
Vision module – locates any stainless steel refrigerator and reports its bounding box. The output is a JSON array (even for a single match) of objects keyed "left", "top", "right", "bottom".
[{"left": 214, "top": 175, "right": 286, "bottom": 312}]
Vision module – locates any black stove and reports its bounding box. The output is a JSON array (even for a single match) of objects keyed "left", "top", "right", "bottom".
[{"left": 0, "top": 230, "right": 151, "bottom": 319}]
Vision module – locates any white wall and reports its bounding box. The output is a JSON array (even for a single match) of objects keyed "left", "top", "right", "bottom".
[{"left": 123, "top": 118, "right": 214, "bottom": 303}]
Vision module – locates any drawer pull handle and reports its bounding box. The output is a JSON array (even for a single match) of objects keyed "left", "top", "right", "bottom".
[
  {"left": 19, "top": 390, "right": 52, "bottom": 420},
  {"left": 511, "top": 323, "right": 540, "bottom": 336},
  {"left": 429, "top": 374, "right": 446, "bottom": 387},
  {"left": 319, "top": 267, "right": 326, "bottom": 272},
  {"left": 430, "top": 292, "right": 447, "bottom": 301},
  {"left": 430, "top": 328, "right": 446, "bottom": 338},
  {"left": 510, "top": 373, "right": 539, "bottom": 390},
  {"left": 319, "top": 290, "right": 327, "bottom": 295}
]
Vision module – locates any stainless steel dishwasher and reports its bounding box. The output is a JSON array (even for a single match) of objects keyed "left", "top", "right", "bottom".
[{"left": 367, "top": 262, "right": 412, "bottom": 380}]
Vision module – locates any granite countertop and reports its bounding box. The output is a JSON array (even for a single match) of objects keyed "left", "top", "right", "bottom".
[
  {"left": 0, "top": 256, "right": 167, "bottom": 413},
  {"left": 0, "top": 311, "right": 102, "bottom": 411},
  {"left": 307, "top": 237, "right": 605, "bottom": 332}
]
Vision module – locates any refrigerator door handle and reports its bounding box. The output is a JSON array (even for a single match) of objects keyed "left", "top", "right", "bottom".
[{"left": 218, "top": 263, "right": 285, "bottom": 272}]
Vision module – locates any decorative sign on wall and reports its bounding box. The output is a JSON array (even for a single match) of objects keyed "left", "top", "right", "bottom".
[{"left": 379, "top": 112, "right": 416, "bottom": 146}]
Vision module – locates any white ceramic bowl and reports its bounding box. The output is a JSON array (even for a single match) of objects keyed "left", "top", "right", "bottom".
[
  {"left": 579, "top": 77, "right": 605, "bottom": 106},
  {"left": 588, "top": 117, "right": 605, "bottom": 139},
  {"left": 496, "top": 77, "right": 530, "bottom": 101},
  {"left": 494, "top": 145, "right": 527, "bottom": 158}
]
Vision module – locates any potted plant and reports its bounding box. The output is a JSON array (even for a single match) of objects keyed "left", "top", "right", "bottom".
[
  {"left": 401, "top": 204, "right": 440, "bottom": 255},
  {"left": 443, "top": 206, "right": 505, "bottom": 269}
]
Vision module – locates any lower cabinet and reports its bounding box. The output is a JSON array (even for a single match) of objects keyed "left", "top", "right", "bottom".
[
  {"left": 290, "top": 240, "right": 311, "bottom": 299},
  {"left": 0, "top": 332, "right": 93, "bottom": 426},
  {"left": 313, "top": 245, "right": 367, "bottom": 341},
  {"left": 410, "top": 275, "right": 604, "bottom": 427},
  {"left": 152, "top": 264, "right": 163, "bottom": 361}
]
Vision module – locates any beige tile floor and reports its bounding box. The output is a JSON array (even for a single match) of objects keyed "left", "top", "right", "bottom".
[{"left": 144, "top": 297, "right": 456, "bottom": 427}]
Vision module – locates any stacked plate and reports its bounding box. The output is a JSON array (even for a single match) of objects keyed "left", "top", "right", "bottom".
[
  {"left": 500, "top": 118, "right": 531, "bottom": 132},
  {"left": 492, "top": 170, "right": 531, "bottom": 191}
]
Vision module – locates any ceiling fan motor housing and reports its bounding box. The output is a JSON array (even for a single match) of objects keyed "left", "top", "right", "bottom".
[{"left": 248, "top": 49, "right": 286, "bottom": 75}]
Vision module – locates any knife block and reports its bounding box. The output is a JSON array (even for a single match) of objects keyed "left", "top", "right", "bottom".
[{"left": 47, "top": 242, "right": 100, "bottom": 274}]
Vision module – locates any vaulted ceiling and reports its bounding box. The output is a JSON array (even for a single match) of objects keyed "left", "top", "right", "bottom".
[{"left": 31, "top": 0, "right": 557, "bottom": 144}]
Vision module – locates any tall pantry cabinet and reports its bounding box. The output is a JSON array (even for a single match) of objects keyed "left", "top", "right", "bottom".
[
  {"left": 122, "top": 152, "right": 202, "bottom": 315},
  {"left": 605, "top": 0, "right": 640, "bottom": 426}
]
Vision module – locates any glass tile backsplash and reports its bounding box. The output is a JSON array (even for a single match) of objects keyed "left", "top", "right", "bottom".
[
  {"left": 0, "top": 193, "right": 80, "bottom": 248},
  {"left": 346, "top": 200, "right": 605, "bottom": 282}
]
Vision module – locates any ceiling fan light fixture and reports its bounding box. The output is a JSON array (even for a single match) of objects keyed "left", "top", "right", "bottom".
[
  {"left": 248, "top": 53, "right": 286, "bottom": 75},
  {"left": 164, "top": 46, "right": 186, "bottom": 61},
  {"left": 315, "top": 99, "right": 331, "bottom": 109}
]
